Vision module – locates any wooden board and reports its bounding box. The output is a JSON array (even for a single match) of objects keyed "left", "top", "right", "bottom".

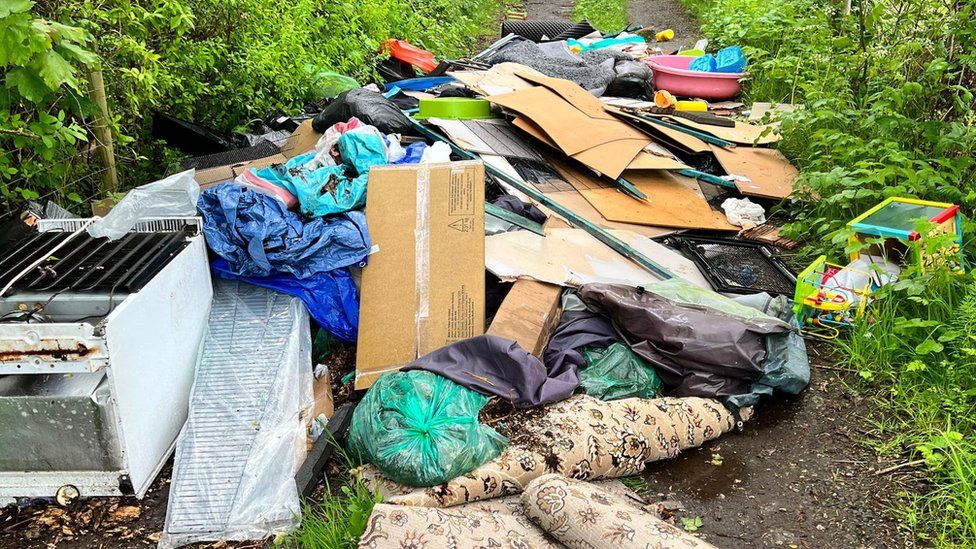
[
  {"left": 542, "top": 191, "right": 675, "bottom": 237},
  {"left": 710, "top": 145, "right": 798, "bottom": 200}
]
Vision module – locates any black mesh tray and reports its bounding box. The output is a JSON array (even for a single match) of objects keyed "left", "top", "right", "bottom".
[{"left": 664, "top": 235, "right": 797, "bottom": 296}]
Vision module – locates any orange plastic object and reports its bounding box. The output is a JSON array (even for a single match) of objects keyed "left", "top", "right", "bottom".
[
  {"left": 381, "top": 39, "right": 438, "bottom": 73},
  {"left": 654, "top": 89, "right": 677, "bottom": 108}
]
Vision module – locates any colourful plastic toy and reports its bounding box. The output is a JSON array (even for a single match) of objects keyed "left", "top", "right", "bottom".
[
  {"left": 847, "top": 197, "right": 964, "bottom": 273},
  {"left": 793, "top": 256, "right": 878, "bottom": 338}
]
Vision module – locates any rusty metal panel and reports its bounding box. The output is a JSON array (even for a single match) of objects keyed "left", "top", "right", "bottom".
[{"left": 0, "top": 323, "right": 108, "bottom": 373}]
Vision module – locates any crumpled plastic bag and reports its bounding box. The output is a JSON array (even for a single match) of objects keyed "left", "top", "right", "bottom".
[
  {"left": 258, "top": 132, "right": 386, "bottom": 217},
  {"left": 347, "top": 370, "right": 508, "bottom": 487},
  {"left": 88, "top": 169, "right": 199, "bottom": 240},
  {"left": 722, "top": 197, "right": 766, "bottom": 228},
  {"left": 197, "top": 183, "right": 371, "bottom": 279},
  {"left": 580, "top": 342, "right": 661, "bottom": 400},
  {"left": 311, "top": 88, "right": 414, "bottom": 135}
]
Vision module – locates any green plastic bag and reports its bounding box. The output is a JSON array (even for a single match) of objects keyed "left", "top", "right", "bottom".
[
  {"left": 580, "top": 343, "right": 662, "bottom": 400},
  {"left": 347, "top": 370, "right": 508, "bottom": 487}
]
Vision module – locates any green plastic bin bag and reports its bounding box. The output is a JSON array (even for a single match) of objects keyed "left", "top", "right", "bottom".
[
  {"left": 347, "top": 370, "right": 508, "bottom": 487},
  {"left": 580, "top": 343, "right": 662, "bottom": 400}
]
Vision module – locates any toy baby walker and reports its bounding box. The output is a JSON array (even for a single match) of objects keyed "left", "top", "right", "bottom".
[{"left": 794, "top": 197, "right": 964, "bottom": 338}]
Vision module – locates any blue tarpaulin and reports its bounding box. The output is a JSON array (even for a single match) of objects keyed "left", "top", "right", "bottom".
[
  {"left": 210, "top": 258, "right": 361, "bottom": 342},
  {"left": 198, "top": 183, "right": 371, "bottom": 279}
]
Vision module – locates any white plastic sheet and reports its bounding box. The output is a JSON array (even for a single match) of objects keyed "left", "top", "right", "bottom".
[{"left": 88, "top": 170, "right": 200, "bottom": 240}]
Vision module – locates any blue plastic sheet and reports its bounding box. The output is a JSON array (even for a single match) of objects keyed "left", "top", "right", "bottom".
[
  {"left": 257, "top": 132, "right": 386, "bottom": 217},
  {"left": 210, "top": 258, "right": 360, "bottom": 342},
  {"left": 198, "top": 183, "right": 371, "bottom": 279},
  {"left": 394, "top": 141, "right": 427, "bottom": 164}
]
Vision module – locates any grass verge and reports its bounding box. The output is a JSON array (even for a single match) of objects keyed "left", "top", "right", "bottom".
[{"left": 574, "top": 0, "right": 629, "bottom": 33}]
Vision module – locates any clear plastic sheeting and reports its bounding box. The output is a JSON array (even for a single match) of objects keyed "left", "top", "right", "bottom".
[
  {"left": 88, "top": 170, "right": 199, "bottom": 240},
  {"left": 159, "top": 281, "right": 312, "bottom": 548}
]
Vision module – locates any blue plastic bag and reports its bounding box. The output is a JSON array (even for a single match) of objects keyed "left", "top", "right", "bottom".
[
  {"left": 198, "top": 183, "right": 371, "bottom": 279},
  {"left": 258, "top": 132, "right": 386, "bottom": 217},
  {"left": 210, "top": 258, "right": 361, "bottom": 342}
]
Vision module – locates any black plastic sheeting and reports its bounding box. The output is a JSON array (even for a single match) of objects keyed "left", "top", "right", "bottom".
[{"left": 578, "top": 282, "right": 804, "bottom": 400}]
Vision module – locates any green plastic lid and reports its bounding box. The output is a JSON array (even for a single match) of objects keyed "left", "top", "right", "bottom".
[{"left": 415, "top": 97, "right": 493, "bottom": 120}]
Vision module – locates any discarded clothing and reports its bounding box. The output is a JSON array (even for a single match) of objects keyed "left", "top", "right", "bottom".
[
  {"left": 580, "top": 342, "right": 661, "bottom": 400},
  {"left": 347, "top": 370, "right": 508, "bottom": 487},
  {"left": 491, "top": 194, "right": 548, "bottom": 224},
  {"left": 210, "top": 258, "right": 360, "bottom": 342},
  {"left": 198, "top": 183, "right": 371, "bottom": 279},
  {"left": 403, "top": 335, "right": 579, "bottom": 408},
  {"left": 579, "top": 280, "right": 794, "bottom": 400},
  {"left": 523, "top": 475, "right": 717, "bottom": 549},
  {"left": 542, "top": 308, "right": 621, "bottom": 381},
  {"left": 311, "top": 88, "right": 414, "bottom": 135},
  {"left": 359, "top": 394, "right": 750, "bottom": 506},
  {"left": 485, "top": 40, "right": 625, "bottom": 95},
  {"left": 258, "top": 132, "right": 386, "bottom": 216}
]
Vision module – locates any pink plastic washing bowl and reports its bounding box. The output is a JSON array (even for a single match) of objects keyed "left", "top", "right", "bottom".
[{"left": 645, "top": 55, "right": 743, "bottom": 100}]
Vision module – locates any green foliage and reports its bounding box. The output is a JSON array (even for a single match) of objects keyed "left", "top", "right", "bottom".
[
  {"left": 288, "top": 479, "right": 382, "bottom": 549},
  {"left": 0, "top": 0, "right": 98, "bottom": 209},
  {"left": 574, "top": 0, "right": 628, "bottom": 33},
  {"left": 2, "top": 0, "right": 497, "bottom": 209},
  {"left": 681, "top": 0, "right": 976, "bottom": 544}
]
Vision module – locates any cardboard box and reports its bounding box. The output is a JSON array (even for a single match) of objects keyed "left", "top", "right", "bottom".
[
  {"left": 487, "top": 279, "right": 562, "bottom": 357},
  {"left": 355, "top": 161, "right": 486, "bottom": 389},
  {"left": 194, "top": 153, "right": 289, "bottom": 189},
  {"left": 281, "top": 120, "right": 321, "bottom": 158}
]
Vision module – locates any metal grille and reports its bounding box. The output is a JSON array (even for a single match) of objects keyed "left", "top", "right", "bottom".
[
  {"left": 0, "top": 231, "right": 190, "bottom": 295},
  {"left": 37, "top": 217, "right": 200, "bottom": 234},
  {"left": 667, "top": 235, "right": 797, "bottom": 296},
  {"left": 164, "top": 282, "right": 299, "bottom": 536},
  {"left": 181, "top": 140, "right": 281, "bottom": 170}
]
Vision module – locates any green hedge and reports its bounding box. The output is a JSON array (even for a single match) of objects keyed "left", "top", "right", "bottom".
[{"left": 1, "top": 0, "right": 496, "bottom": 209}]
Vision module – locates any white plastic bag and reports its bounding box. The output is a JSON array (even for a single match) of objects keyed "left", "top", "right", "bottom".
[
  {"left": 420, "top": 141, "right": 452, "bottom": 163},
  {"left": 88, "top": 170, "right": 199, "bottom": 240},
  {"left": 721, "top": 197, "right": 766, "bottom": 228}
]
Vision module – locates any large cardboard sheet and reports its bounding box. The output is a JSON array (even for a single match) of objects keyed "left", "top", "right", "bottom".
[
  {"left": 491, "top": 86, "right": 650, "bottom": 157},
  {"left": 485, "top": 228, "right": 711, "bottom": 288},
  {"left": 710, "top": 145, "right": 798, "bottom": 200}
]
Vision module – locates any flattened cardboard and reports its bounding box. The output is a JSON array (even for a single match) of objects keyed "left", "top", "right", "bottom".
[
  {"left": 710, "top": 145, "right": 797, "bottom": 200},
  {"left": 489, "top": 85, "right": 650, "bottom": 158},
  {"left": 578, "top": 170, "right": 736, "bottom": 230},
  {"left": 669, "top": 116, "right": 780, "bottom": 145},
  {"left": 448, "top": 62, "right": 543, "bottom": 96},
  {"left": 609, "top": 108, "right": 710, "bottom": 153},
  {"left": 355, "top": 162, "right": 486, "bottom": 389},
  {"left": 281, "top": 119, "right": 321, "bottom": 158},
  {"left": 512, "top": 116, "right": 673, "bottom": 178},
  {"left": 486, "top": 279, "right": 562, "bottom": 357},
  {"left": 485, "top": 228, "right": 711, "bottom": 288},
  {"left": 542, "top": 191, "right": 674, "bottom": 237},
  {"left": 194, "top": 153, "right": 289, "bottom": 189}
]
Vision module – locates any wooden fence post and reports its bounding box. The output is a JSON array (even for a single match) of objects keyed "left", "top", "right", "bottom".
[{"left": 88, "top": 68, "right": 119, "bottom": 194}]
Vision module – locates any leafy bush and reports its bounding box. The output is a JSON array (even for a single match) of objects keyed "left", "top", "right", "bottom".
[
  {"left": 1, "top": 0, "right": 497, "bottom": 211},
  {"left": 680, "top": 0, "right": 976, "bottom": 543}
]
